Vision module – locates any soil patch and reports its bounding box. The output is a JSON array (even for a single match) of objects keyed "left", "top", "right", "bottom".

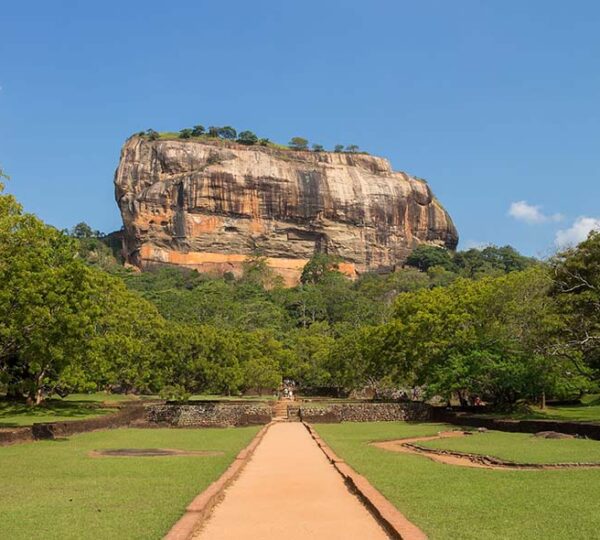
[
  {"left": 372, "top": 431, "right": 600, "bottom": 470},
  {"left": 89, "top": 448, "right": 224, "bottom": 458}
]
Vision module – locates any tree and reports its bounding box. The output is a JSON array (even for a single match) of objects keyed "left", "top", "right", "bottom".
[
  {"left": 258, "top": 138, "right": 270, "bottom": 146},
  {"left": 145, "top": 129, "right": 159, "bottom": 141},
  {"left": 405, "top": 245, "right": 456, "bottom": 272},
  {"left": 387, "top": 268, "right": 568, "bottom": 406},
  {"left": 454, "top": 245, "right": 535, "bottom": 279},
  {"left": 346, "top": 144, "right": 359, "bottom": 153},
  {"left": 0, "top": 191, "right": 111, "bottom": 403},
  {"left": 289, "top": 137, "right": 309, "bottom": 151},
  {"left": 243, "top": 357, "right": 281, "bottom": 395},
  {"left": 237, "top": 131, "right": 259, "bottom": 145},
  {"left": 551, "top": 231, "right": 600, "bottom": 381},
  {"left": 192, "top": 125, "right": 205, "bottom": 136},
  {"left": 328, "top": 324, "right": 401, "bottom": 395},
  {"left": 88, "top": 281, "right": 166, "bottom": 395},
  {"left": 312, "top": 144, "right": 324, "bottom": 152},
  {"left": 70, "top": 222, "right": 98, "bottom": 239},
  {"left": 300, "top": 253, "right": 342, "bottom": 285},
  {"left": 218, "top": 126, "right": 237, "bottom": 140},
  {"left": 287, "top": 322, "right": 335, "bottom": 387},
  {"left": 179, "top": 128, "right": 193, "bottom": 139},
  {"left": 333, "top": 144, "right": 344, "bottom": 153},
  {"left": 207, "top": 126, "right": 220, "bottom": 137}
]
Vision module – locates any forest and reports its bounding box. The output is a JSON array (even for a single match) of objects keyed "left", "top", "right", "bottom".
[{"left": 1, "top": 176, "right": 599, "bottom": 407}]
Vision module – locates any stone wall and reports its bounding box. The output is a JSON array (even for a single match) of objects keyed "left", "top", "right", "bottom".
[
  {"left": 299, "top": 402, "right": 432, "bottom": 423},
  {"left": 145, "top": 402, "right": 273, "bottom": 427}
]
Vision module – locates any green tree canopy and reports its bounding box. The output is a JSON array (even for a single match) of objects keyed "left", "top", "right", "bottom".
[
  {"left": 289, "top": 137, "right": 309, "bottom": 151},
  {"left": 237, "top": 131, "right": 259, "bottom": 145},
  {"left": 405, "top": 245, "right": 456, "bottom": 272}
]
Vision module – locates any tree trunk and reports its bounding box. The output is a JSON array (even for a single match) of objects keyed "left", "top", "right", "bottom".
[
  {"left": 540, "top": 391, "right": 546, "bottom": 410},
  {"left": 27, "top": 370, "right": 46, "bottom": 406}
]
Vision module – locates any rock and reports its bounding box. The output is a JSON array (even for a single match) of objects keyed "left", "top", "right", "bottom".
[
  {"left": 114, "top": 137, "right": 458, "bottom": 285},
  {"left": 478, "top": 427, "right": 489, "bottom": 433},
  {"left": 534, "top": 431, "right": 574, "bottom": 439}
]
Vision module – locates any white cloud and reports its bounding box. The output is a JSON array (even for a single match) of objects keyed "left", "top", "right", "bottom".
[
  {"left": 555, "top": 216, "right": 600, "bottom": 249},
  {"left": 508, "top": 200, "right": 563, "bottom": 224}
]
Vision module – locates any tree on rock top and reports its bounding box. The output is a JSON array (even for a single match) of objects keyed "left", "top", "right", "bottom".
[
  {"left": 218, "top": 126, "right": 237, "bottom": 140},
  {"left": 237, "top": 131, "right": 259, "bottom": 145},
  {"left": 289, "top": 137, "right": 309, "bottom": 151}
]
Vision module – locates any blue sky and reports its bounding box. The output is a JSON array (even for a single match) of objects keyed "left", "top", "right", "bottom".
[{"left": 2, "top": 1, "right": 599, "bottom": 257}]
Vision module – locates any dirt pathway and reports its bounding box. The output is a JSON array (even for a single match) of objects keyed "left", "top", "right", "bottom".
[{"left": 193, "top": 422, "right": 389, "bottom": 540}]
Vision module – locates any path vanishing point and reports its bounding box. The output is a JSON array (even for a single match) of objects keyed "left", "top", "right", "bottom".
[{"left": 193, "top": 422, "right": 390, "bottom": 540}]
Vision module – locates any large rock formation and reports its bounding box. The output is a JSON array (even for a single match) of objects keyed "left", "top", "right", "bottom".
[{"left": 114, "top": 136, "right": 458, "bottom": 285}]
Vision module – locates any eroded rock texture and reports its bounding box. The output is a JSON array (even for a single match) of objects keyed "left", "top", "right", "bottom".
[{"left": 114, "top": 137, "right": 458, "bottom": 284}]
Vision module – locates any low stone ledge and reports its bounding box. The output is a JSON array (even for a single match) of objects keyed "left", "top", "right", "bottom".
[
  {"left": 0, "top": 427, "right": 34, "bottom": 446},
  {"left": 303, "top": 422, "right": 428, "bottom": 540},
  {"left": 31, "top": 403, "right": 146, "bottom": 440}
]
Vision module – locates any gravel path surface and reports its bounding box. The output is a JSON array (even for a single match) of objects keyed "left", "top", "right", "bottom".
[{"left": 194, "top": 422, "right": 389, "bottom": 540}]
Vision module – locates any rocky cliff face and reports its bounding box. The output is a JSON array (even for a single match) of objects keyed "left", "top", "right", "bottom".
[{"left": 114, "top": 137, "right": 458, "bottom": 284}]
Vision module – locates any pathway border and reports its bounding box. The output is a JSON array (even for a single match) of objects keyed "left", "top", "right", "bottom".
[
  {"left": 164, "top": 422, "right": 273, "bottom": 540},
  {"left": 303, "top": 422, "right": 428, "bottom": 540}
]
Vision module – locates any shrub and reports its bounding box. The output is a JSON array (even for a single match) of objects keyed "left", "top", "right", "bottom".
[
  {"left": 289, "top": 137, "right": 309, "bottom": 151},
  {"left": 218, "top": 126, "right": 237, "bottom": 139},
  {"left": 237, "top": 131, "right": 259, "bottom": 145}
]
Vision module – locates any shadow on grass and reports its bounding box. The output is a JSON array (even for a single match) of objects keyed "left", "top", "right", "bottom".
[{"left": 0, "top": 399, "right": 109, "bottom": 428}]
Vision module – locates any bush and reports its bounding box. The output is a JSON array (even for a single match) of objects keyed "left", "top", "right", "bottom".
[
  {"left": 237, "top": 131, "right": 259, "bottom": 145},
  {"left": 218, "top": 126, "right": 237, "bottom": 139},
  {"left": 289, "top": 137, "right": 309, "bottom": 151}
]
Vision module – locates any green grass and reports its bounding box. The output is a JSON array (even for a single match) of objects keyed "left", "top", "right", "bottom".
[
  {"left": 188, "top": 394, "right": 272, "bottom": 402},
  {"left": 60, "top": 392, "right": 144, "bottom": 403},
  {"left": 0, "top": 426, "right": 258, "bottom": 540},
  {"left": 471, "top": 394, "right": 600, "bottom": 422},
  {"left": 420, "top": 430, "right": 600, "bottom": 464},
  {"left": 536, "top": 395, "right": 600, "bottom": 422},
  {"left": 0, "top": 392, "right": 161, "bottom": 428},
  {"left": 0, "top": 393, "right": 159, "bottom": 428},
  {"left": 0, "top": 400, "right": 113, "bottom": 427},
  {"left": 315, "top": 422, "right": 600, "bottom": 540}
]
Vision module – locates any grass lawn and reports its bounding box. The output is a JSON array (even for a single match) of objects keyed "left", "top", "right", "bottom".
[
  {"left": 0, "top": 426, "right": 259, "bottom": 540},
  {"left": 0, "top": 393, "right": 159, "bottom": 428},
  {"left": 420, "top": 430, "right": 600, "bottom": 464},
  {"left": 60, "top": 392, "right": 145, "bottom": 403},
  {"left": 0, "top": 400, "right": 114, "bottom": 428},
  {"left": 472, "top": 394, "right": 600, "bottom": 422},
  {"left": 315, "top": 422, "right": 600, "bottom": 540},
  {"left": 536, "top": 394, "right": 600, "bottom": 422},
  {"left": 188, "top": 394, "right": 272, "bottom": 402}
]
